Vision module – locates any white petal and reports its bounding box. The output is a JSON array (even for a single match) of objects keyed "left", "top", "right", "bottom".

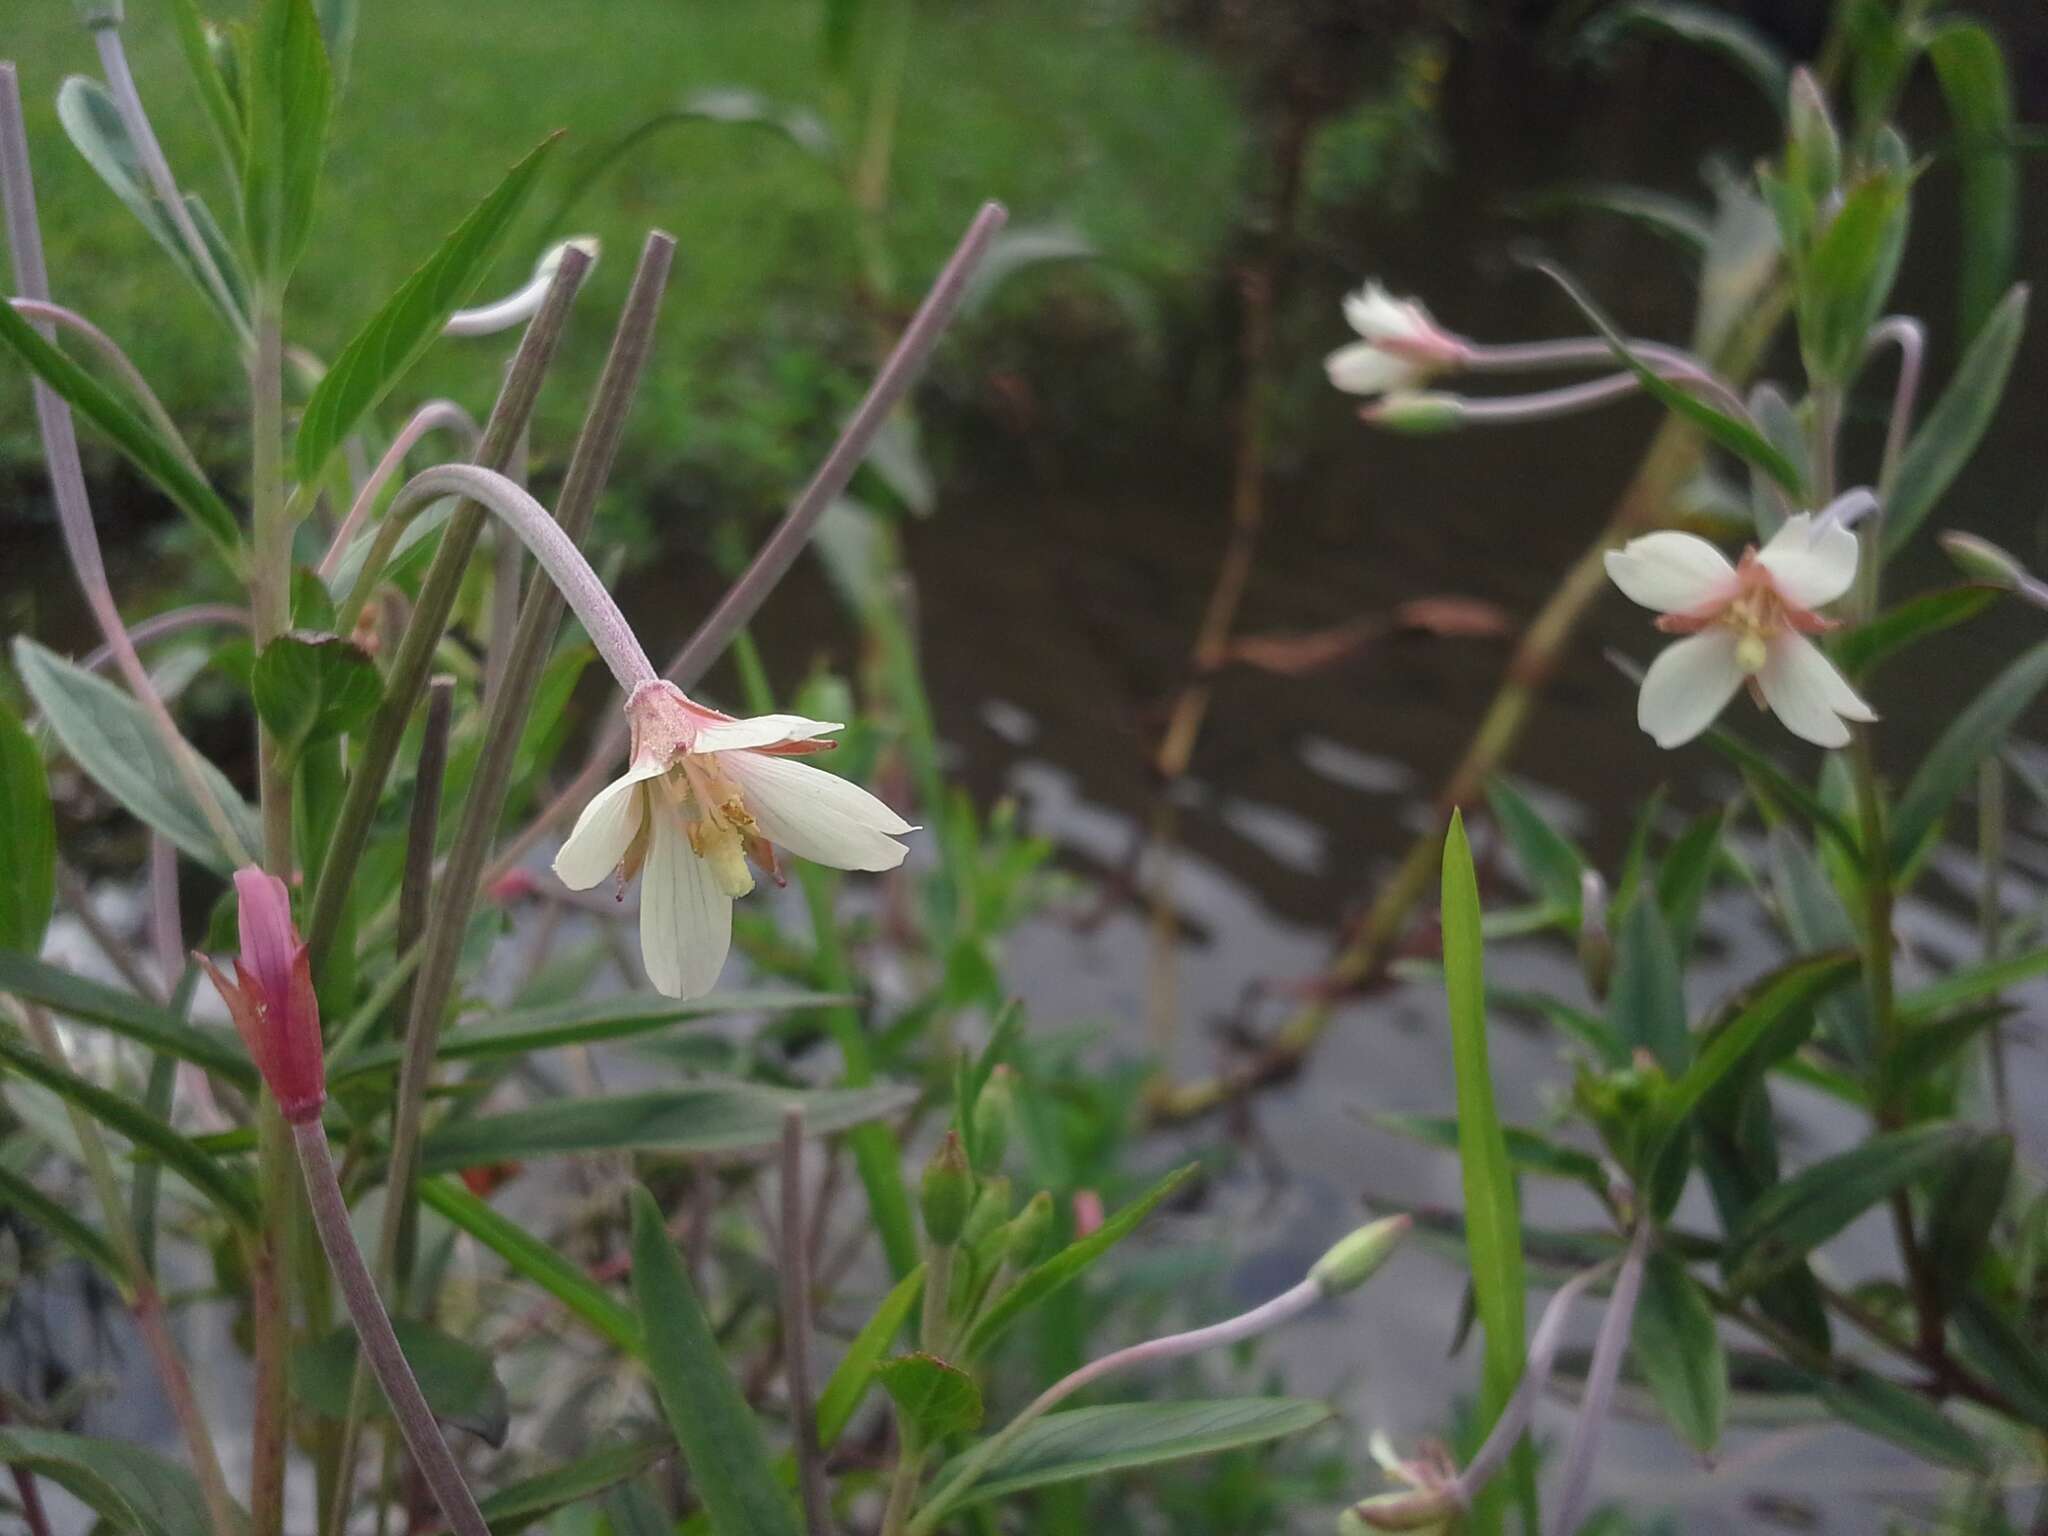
[
  {"left": 551, "top": 763, "right": 658, "bottom": 889},
  {"left": 1604, "top": 532, "right": 1738, "bottom": 613},
  {"left": 1325, "top": 342, "right": 1420, "bottom": 398},
  {"left": 691, "top": 713, "right": 842, "bottom": 755},
  {"left": 638, "top": 812, "right": 733, "bottom": 999},
  {"left": 1637, "top": 631, "right": 1746, "bottom": 748},
  {"left": 1757, "top": 512, "right": 1860, "bottom": 610},
  {"left": 1343, "top": 283, "right": 1424, "bottom": 343},
  {"left": 724, "top": 752, "right": 912, "bottom": 873},
  {"left": 1758, "top": 632, "right": 1875, "bottom": 749}
]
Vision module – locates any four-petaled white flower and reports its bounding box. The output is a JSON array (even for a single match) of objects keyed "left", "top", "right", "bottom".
[
  {"left": 553, "top": 681, "right": 912, "bottom": 997},
  {"left": 1324, "top": 282, "right": 1466, "bottom": 400},
  {"left": 1606, "top": 511, "right": 1877, "bottom": 750}
]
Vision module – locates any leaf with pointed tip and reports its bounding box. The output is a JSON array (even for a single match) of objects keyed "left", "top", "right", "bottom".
[
  {"left": 1486, "top": 777, "right": 1585, "bottom": 923},
  {"left": 1804, "top": 1362, "right": 1988, "bottom": 1471},
  {"left": 0, "top": 1162, "right": 123, "bottom": 1276},
  {"left": 1953, "top": 1294, "right": 2048, "bottom": 1434},
  {"left": 1573, "top": 2, "right": 1789, "bottom": 114},
  {"left": 14, "top": 637, "right": 261, "bottom": 873},
  {"left": 876, "top": 1353, "right": 983, "bottom": 1441},
  {"left": 475, "top": 1439, "right": 671, "bottom": 1532},
  {"left": 1630, "top": 1253, "right": 1725, "bottom": 1453},
  {"left": 1835, "top": 587, "right": 1996, "bottom": 679},
  {"left": 1890, "top": 637, "right": 2048, "bottom": 872},
  {"left": 242, "top": 0, "right": 332, "bottom": 284},
  {"left": 294, "top": 1318, "right": 509, "bottom": 1445},
  {"left": 1926, "top": 22, "right": 2018, "bottom": 343},
  {"left": 295, "top": 135, "right": 559, "bottom": 483},
  {"left": 818, "top": 1265, "right": 922, "bottom": 1446},
  {"left": 0, "top": 1427, "right": 241, "bottom": 1536},
  {"left": 0, "top": 950, "right": 256, "bottom": 1088},
  {"left": 1504, "top": 181, "right": 1712, "bottom": 256}
]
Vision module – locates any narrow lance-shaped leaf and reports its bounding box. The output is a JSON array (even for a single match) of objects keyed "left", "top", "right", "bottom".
[
  {"left": 295, "top": 134, "right": 560, "bottom": 483},
  {"left": 1834, "top": 587, "right": 1997, "bottom": 679},
  {"left": 241, "top": 0, "right": 332, "bottom": 285},
  {"left": 1440, "top": 810, "right": 1536, "bottom": 1535},
  {"left": 0, "top": 1428, "right": 237, "bottom": 1536},
  {"left": 1573, "top": 2, "right": 1790, "bottom": 114},
  {"left": 0, "top": 950, "right": 256, "bottom": 1089},
  {"left": 1607, "top": 895, "right": 1690, "bottom": 1075},
  {"left": 1486, "top": 777, "right": 1586, "bottom": 923},
  {"left": 1630, "top": 1252, "right": 1727, "bottom": 1454},
  {"left": 0, "top": 301, "right": 241, "bottom": 568},
  {"left": 0, "top": 1162, "right": 124, "bottom": 1276},
  {"left": 0, "top": 699, "right": 56, "bottom": 953},
  {"left": 1889, "top": 636, "right": 2048, "bottom": 872},
  {"left": 1926, "top": 22, "right": 2018, "bottom": 344},
  {"left": 474, "top": 1439, "right": 672, "bottom": 1532},
  {"left": 628, "top": 1186, "right": 804, "bottom": 1536}
]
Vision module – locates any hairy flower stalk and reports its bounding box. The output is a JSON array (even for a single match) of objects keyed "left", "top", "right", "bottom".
[
  {"left": 318, "top": 399, "right": 480, "bottom": 578},
  {"left": 906, "top": 1216, "right": 1409, "bottom": 1535},
  {"left": 1607, "top": 499, "right": 1876, "bottom": 748},
  {"left": 200, "top": 871, "right": 490, "bottom": 1536}
]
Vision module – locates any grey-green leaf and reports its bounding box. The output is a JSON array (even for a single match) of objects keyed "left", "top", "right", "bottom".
[
  {"left": 1926, "top": 22, "right": 2018, "bottom": 343},
  {"left": 295, "top": 1319, "right": 509, "bottom": 1445},
  {"left": 1889, "top": 636, "right": 2048, "bottom": 872},
  {"left": 629, "top": 1186, "right": 804, "bottom": 1536},
  {"left": 15, "top": 637, "right": 261, "bottom": 874},
  {"left": 1608, "top": 894, "right": 1689, "bottom": 1075},
  {"left": 1630, "top": 1253, "right": 1726, "bottom": 1453},
  {"left": 1805, "top": 1363, "right": 1988, "bottom": 1472},
  {"left": 926, "top": 1399, "right": 1330, "bottom": 1517},
  {"left": 295, "top": 135, "right": 559, "bottom": 483},
  {"left": 0, "top": 1427, "right": 242, "bottom": 1536},
  {"left": 474, "top": 1439, "right": 671, "bottom": 1532},
  {"left": 0, "top": 700, "right": 56, "bottom": 954},
  {"left": 0, "top": 949, "right": 256, "bottom": 1088},
  {"left": 1486, "top": 776, "right": 1585, "bottom": 923}
]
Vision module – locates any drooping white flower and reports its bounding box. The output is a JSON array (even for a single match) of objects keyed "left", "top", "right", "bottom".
[
  {"left": 553, "top": 681, "right": 912, "bottom": 997},
  {"left": 1324, "top": 282, "right": 1467, "bottom": 400},
  {"left": 1605, "top": 508, "right": 1876, "bottom": 750}
]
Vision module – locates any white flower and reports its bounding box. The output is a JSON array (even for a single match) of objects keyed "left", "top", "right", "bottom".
[
  {"left": 444, "top": 236, "right": 602, "bottom": 337},
  {"left": 553, "top": 681, "right": 912, "bottom": 997},
  {"left": 1324, "top": 282, "right": 1465, "bottom": 399},
  {"left": 1606, "top": 510, "right": 1877, "bottom": 750}
]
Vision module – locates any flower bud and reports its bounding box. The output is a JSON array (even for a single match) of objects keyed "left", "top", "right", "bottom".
[
  {"left": 1787, "top": 68, "right": 1841, "bottom": 207},
  {"left": 919, "top": 1131, "right": 973, "bottom": 1247},
  {"left": 961, "top": 1175, "right": 1013, "bottom": 1248},
  {"left": 1003, "top": 1191, "right": 1055, "bottom": 1267},
  {"left": 1072, "top": 1188, "right": 1105, "bottom": 1239},
  {"left": 1940, "top": 531, "right": 2029, "bottom": 591},
  {"left": 1360, "top": 392, "right": 1462, "bottom": 434},
  {"left": 1343, "top": 1491, "right": 1457, "bottom": 1532},
  {"left": 196, "top": 869, "right": 325, "bottom": 1123},
  {"left": 972, "top": 1066, "right": 1015, "bottom": 1168},
  {"left": 1309, "top": 1214, "right": 1410, "bottom": 1296}
]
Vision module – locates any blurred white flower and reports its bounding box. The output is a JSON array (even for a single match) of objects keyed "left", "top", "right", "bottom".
[
  {"left": 553, "top": 681, "right": 911, "bottom": 997},
  {"left": 1606, "top": 507, "right": 1876, "bottom": 749},
  {"left": 1324, "top": 282, "right": 1465, "bottom": 399}
]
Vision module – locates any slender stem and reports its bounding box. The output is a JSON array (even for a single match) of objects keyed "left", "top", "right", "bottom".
[
  {"left": 248, "top": 1104, "right": 292, "bottom": 1536},
  {"left": 780, "top": 1113, "right": 833, "bottom": 1536},
  {"left": 6, "top": 298, "right": 203, "bottom": 470},
  {"left": 908, "top": 1277, "right": 1323, "bottom": 1534},
  {"left": 303, "top": 247, "right": 591, "bottom": 985},
  {"left": 878, "top": 1446, "right": 927, "bottom": 1536},
  {"left": 0, "top": 63, "right": 253, "bottom": 870},
  {"left": 91, "top": 24, "right": 252, "bottom": 349},
  {"left": 1978, "top": 760, "right": 2012, "bottom": 1130},
  {"left": 317, "top": 400, "right": 480, "bottom": 577},
  {"left": 77, "top": 604, "right": 248, "bottom": 675},
  {"left": 293, "top": 1119, "right": 492, "bottom": 1536},
  {"left": 1862, "top": 316, "right": 1924, "bottom": 500},
  {"left": 1442, "top": 372, "right": 1654, "bottom": 423},
  {"left": 53, "top": 859, "right": 159, "bottom": 998},
  {"left": 1546, "top": 1222, "right": 1649, "bottom": 1536},
  {"left": 486, "top": 201, "right": 1007, "bottom": 882},
  {"left": 3, "top": 1420, "right": 52, "bottom": 1536}
]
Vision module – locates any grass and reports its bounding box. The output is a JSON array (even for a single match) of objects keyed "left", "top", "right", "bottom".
[{"left": 3, "top": 0, "right": 1244, "bottom": 505}]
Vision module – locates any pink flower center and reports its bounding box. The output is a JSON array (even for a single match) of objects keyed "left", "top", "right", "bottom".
[{"left": 1655, "top": 547, "right": 1833, "bottom": 672}]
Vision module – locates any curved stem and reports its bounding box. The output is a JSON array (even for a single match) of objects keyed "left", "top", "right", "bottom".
[
  {"left": 379, "top": 464, "right": 656, "bottom": 689},
  {"left": 293, "top": 1120, "right": 491, "bottom": 1536},
  {"left": 318, "top": 400, "right": 480, "bottom": 578},
  {"left": 7, "top": 298, "right": 203, "bottom": 471},
  {"left": 1466, "top": 335, "right": 1751, "bottom": 418},
  {"left": 1447, "top": 372, "right": 1647, "bottom": 423},
  {"left": 79, "top": 603, "right": 248, "bottom": 673},
  {"left": 1861, "top": 316, "right": 1924, "bottom": 499}
]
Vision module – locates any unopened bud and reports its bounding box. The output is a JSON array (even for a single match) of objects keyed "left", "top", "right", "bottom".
[
  {"left": 1342, "top": 1491, "right": 1458, "bottom": 1532},
  {"left": 1310, "top": 1214, "right": 1410, "bottom": 1296},
  {"left": 1576, "top": 868, "right": 1612, "bottom": 1000},
  {"left": 1361, "top": 392, "right": 1462, "bottom": 434},
  {"left": 1004, "top": 1191, "right": 1054, "bottom": 1267},
  {"left": 196, "top": 869, "right": 325, "bottom": 1123},
  {"left": 1787, "top": 68, "right": 1841, "bottom": 205},
  {"left": 920, "top": 1131, "right": 972, "bottom": 1246},
  {"left": 962, "top": 1175, "right": 1012, "bottom": 1248},
  {"left": 973, "top": 1066, "right": 1015, "bottom": 1168},
  {"left": 1940, "top": 531, "right": 2028, "bottom": 591}
]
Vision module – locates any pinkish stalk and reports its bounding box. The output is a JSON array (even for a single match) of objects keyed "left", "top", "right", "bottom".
[
  {"left": 1861, "top": 316, "right": 1923, "bottom": 498},
  {"left": 292, "top": 1119, "right": 491, "bottom": 1536},
  {"left": 7, "top": 297, "right": 201, "bottom": 469},
  {"left": 0, "top": 63, "right": 253, "bottom": 870},
  {"left": 318, "top": 400, "right": 481, "bottom": 578},
  {"left": 1546, "top": 1220, "right": 1651, "bottom": 1536},
  {"left": 80, "top": 603, "right": 249, "bottom": 673},
  {"left": 377, "top": 464, "right": 657, "bottom": 688}
]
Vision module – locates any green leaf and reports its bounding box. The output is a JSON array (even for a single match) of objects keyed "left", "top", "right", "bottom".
[
  {"left": 1503, "top": 181, "right": 1712, "bottom": 256},
  {"left": 294, "top": 1318, "right": 509, "bottom": 1445},
  {"left": 1537, "top": 260, "right": 1803, "bottom": 494},
  {"left": 331, "top": 989, "right": 844, "bottom": 1083},
  {"left": 1882, "top": 284, "right": 2029, "bottom": 557},
  {"left": 474, "top": 1439, "right": 671, "bottom": 1532},
  {"left": 1897, "top": 946, "right": 2048, "bottom": 1025},
  {"left": 1607, "top": 894, "right": 1689, "bottom": 1074},
  {"left": 241, "top": 0, "right": 332, "bottom": 284},
  {"left": 55, "top": 76, "right": 248, "bottom": 333},
  {"left": 1728, "top": 1123, "right": 1970, "bottom": 1289},
  {"left": 1630, "top": 1252, "right": 1726, "bottom": 1453},
  {"left": 251, "top": 631, "right": 380, "bottom": 759},
  {"left": 1699, "top": 718, "right": 1859, "bottom": 864},
  {"left": 418, "top": 1176, "right": 641, "bottom": 1354},
  {"left": 0, "top": 303, "right": 240, "bottom": 568},
  {"left": 817, "top": 1266, "right": 922, "bottom": 1447},
  {"left": 1440, "top": 811, "right": 1534, "bottom": 1536},
  {"left": 1366, "top": 1113, "right": 1606, "bottom": 1190},
  {"left": 418, "top": 1081, "right": 913, "bottom": 1172},
  {"left": 0, "top": 1160, "right": 123, "bottom": 1276},
  {"left": 1766, "top": 828, "right": 1871, "bottom": 1067},
  {"left": 1889, "top": 637, "right": 2048, "bottom": 870},
  {"left": 875, "top": 1353, "right": 983, "bottom": 1441},
  {"left": 926, "top": 1399, "right": 1330, "bottom": 1517},
  {"left": 0, "top": 1036, "right": 259, "bottom": 1225},
  {"left": 1953, "top": 1293, "right": 2048, "bottom": 1433},
  {"left": 628, "top": 1185, "right": 804, "bottom": 1536},
  {"left": 295, "top": 135, "right": 559, "bottom": 483},
  {"left": 0, "top": 950, "right": 256, "bottom": 1089},
  {"left": 1655, "top": 806, "right": 1725, "bottom": 960},
  {"left": 1924, "top": 1133, "right": 2010, "bottom": 1306},
  {"left": 1797, "top": 172, "right": 1909, "bottom": 384},
  {"left": 315, "top": 0, "right": 360, "bottom": 94},
  {"left": 962, "top": 1162, "right": 1197, "bottom": 1361},
  {"left": 1926, "top": 22, "right": 2018, "bottom": 343},
  {"left": 1878, "top": 1004, "right": 2008, "bottom": 1099},
  {"left": 1574, "top": 2, "right": 1789, "bottom": 113},
  {"left": 15, "top": 637, "right": 261, "bottom": 874},
  {"left": 1834, "top": 587, "right": 1996, "bottom": 679},
  {"left": 1486, "top": 777, "right": 1585, "bottom": 923},
  {"left": 168, "top": 0, "right": 245, "bottom": 169},
  {"left": 601, "top": 1480, "right": 671, "bottom": 1536},
  {"left": 0, "top": 1426, "right": 241, "bottom": 1536},
  {"left": 1803, "top": 1362, "right": 1988, "bottom": 1472},
  {"left": 0, "top": 701, "right": 55, "bottom": 954}
]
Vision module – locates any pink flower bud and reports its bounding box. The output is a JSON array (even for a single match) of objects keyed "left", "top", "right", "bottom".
[
  {"left": 197, "top": 869, "right": 325, "bottom": 1123},
  {"left": 1072, "top": 1188, "right": 1105, "bottom": 1239},
  {"left": 486, "top": 867, "right": 543, "bottom": 906}
]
